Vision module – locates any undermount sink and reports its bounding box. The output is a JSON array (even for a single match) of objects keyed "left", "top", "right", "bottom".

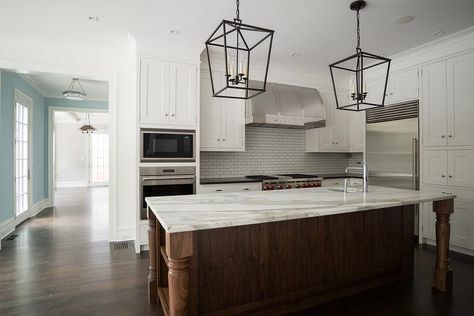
[{"left": 327, "top": 187, "right": 365, "bottom": 193}]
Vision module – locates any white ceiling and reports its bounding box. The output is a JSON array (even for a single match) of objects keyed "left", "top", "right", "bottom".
[
  {"left": 54, "top": 111, "right": 109, "bottom": 125},
  {"left": 22, "top": 73, "right": 109, "bottom": 101},
  {"left": 0, "top": 1, "right": 473, "bottom": 73}
]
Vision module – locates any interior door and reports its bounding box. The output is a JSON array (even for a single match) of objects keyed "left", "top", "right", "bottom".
[{"left": 14, "top": 90, "right": 32, "bottom": 224}]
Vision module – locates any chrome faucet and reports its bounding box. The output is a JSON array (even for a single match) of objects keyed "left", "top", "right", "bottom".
[{"left": 344, "top": 162, "right": 368, "bottom": 193}]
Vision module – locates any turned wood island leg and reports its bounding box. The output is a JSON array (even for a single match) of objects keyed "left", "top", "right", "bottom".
[
  {"left": 432, "top": 199, "right": 454, "bottom": 293},
  {"left": 147, "top": 209, "right": 158, "bottom": 303},
  {"left": 166, "top": 231, "right": 193, "bottom": 316}
]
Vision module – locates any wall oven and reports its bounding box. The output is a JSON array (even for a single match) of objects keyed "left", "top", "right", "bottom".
[
  {"left": 141, "top": 129, "right": 195, "bottom": 162},
  {"left": 139, "top": 166, "right": 196, "bottom": 220}
]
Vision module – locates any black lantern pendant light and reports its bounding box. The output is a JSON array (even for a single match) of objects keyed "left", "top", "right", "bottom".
[
  {"left": 205, "top": 0, "right": 275, "bottom": 99},
  {"left": 329, "top": 0, "right": 391, "bottom": 111}
]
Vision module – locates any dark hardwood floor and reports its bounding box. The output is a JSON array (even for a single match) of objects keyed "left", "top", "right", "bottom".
[{"left": 1, "top": 188, "right": 473, "bottom": 315}]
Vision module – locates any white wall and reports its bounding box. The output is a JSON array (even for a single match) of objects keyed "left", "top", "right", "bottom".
[{"left": 55, "top": 122, "right": 90, "bottom": 188}]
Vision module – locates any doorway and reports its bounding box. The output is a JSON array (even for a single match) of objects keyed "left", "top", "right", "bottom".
[{"left": 13, "top": 89, "right": 32, "bottom": 225}]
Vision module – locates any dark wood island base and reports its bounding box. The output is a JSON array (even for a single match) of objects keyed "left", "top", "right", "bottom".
[{"left": 147, "top": 199, "right": 454, "bottom": 316}]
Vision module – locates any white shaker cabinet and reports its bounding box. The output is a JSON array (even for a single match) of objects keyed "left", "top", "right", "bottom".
[
  {"left": 388, "top": 68, "right": 419, "bottom": 104},
  {"left": 139, "top": 59, "right": 197, "bottom": 128},
  {"left": 446, "top": 52, "right": 474, "bottom": 146},
  {"left": 200, "top": 72, "right": 245, "bottom": 151},
  {"left": 422, "top": 52, "right": 474, "bottom": 147},
  {"left": 422, "top": 150, "right": 448, "bottom": 186},
  {"left": 140, "top": 59, "right": 170, "bottom": 126},
  {"left": 423, "top": 149, "right": 474, "bottom": 189}
]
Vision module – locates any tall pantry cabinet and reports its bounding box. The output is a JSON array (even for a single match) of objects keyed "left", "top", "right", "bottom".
[{"left": 421, "top": 51, "right": 474, "bottom": 254}]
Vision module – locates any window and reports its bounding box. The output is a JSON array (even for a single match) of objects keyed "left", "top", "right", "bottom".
[
  {"left": 90, "top": 133, "right": 109, "bottom": 184},
  {"left": 15, "top": 99, "right": 30, "bottom": 216}
]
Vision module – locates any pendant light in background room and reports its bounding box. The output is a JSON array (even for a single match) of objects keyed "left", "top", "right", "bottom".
[
  {"left": 63, "top": 78, "right": 87, "bottom": 101},
  {"left": 79, "top": 113, "right": 97, "bottom": 134},
  {"left": 205, "top": 0, "right": 275, "bottom": 99},
  {"left": 329, "top": 0, "right": 391, "bottom": 111}
]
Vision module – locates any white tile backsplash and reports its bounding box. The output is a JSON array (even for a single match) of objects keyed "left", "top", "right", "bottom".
[{"left": 200, "top": 127, "right": 354, "bottom": 178}]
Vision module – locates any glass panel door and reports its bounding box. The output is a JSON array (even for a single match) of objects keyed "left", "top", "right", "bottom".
[
  {"left": 90, "top": 133, "right": 109, "bottom": 185},
  {"left": 15, "top": 99, "right": 30, "bottom": 217}
]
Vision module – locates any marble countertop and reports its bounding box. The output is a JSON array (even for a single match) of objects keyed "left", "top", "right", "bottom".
[{"left": 146, "top": 186, "right": 455, "bottom": 233}]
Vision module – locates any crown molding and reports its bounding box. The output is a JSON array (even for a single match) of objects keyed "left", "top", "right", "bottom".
[{"left": 17, "top": 73, "right": 48, "bottom": 97}]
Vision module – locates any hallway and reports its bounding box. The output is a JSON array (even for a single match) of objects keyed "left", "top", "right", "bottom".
[{"left": 0, "top": 187, "right": 161, "bottom": 316}]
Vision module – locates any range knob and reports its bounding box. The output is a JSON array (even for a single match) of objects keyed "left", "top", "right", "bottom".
[
  {"left": 295, "top": 184, "right": 301, "bottom": 188},
  {"left": 263, "top": 185, "right": 269, "bottom": 190},
  {"left": 302, "top": 183, "right": 308, "bottom": 188},
  {"left": 269, "top": 185, "right": 275, "bottom": 190},
  {"left": 310, "top": 183, "right": 316, "bottom": 187},
  {"left": 286, "top": 184, "right": 292, "bottom": 189},
  {"left": 277, "top": 185, "right": 283, "bottom": 190},
  {"left": 316, "top": 182, "right": 321, "bottom": 187}
]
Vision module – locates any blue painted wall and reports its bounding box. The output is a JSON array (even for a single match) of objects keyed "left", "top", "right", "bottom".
[
  {"left": 46, "top": 97, "right": 108, "bottom": 110},
  {"left": 0, "top": 71, "right": 47, "bottom": 223}
]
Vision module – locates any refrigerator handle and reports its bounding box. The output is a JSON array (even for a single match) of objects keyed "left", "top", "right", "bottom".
[{"left": 412, "top": 138, "right": 418, "bottom": 190}]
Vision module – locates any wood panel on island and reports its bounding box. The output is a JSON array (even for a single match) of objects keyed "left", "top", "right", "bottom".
[{"left": 146, "top": 190, "right": 454, "bottom": 315}]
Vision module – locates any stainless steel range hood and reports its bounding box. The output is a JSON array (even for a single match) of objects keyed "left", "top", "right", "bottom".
[{"left": 245, "top": 82, "right": 326, "bottom": 129}]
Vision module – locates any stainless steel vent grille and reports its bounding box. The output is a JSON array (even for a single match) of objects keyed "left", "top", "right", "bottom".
[
  {"left": 366, "top": 101, "right": 419, "bottom": 124},
  {"left": 111, "top": 241, "right": 133, "bottom": 251}
]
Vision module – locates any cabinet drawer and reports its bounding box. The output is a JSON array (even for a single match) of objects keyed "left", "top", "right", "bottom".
[{"left": 198, "top": 182, "right": 262, "bottom": 194}]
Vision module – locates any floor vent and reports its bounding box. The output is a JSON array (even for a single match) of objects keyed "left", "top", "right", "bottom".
[
  {"left": 111, "top": 241, "right": 133, "bottom": 251},
  {"left": 6, "top": 234, "right": 18, "bottom": 241}
]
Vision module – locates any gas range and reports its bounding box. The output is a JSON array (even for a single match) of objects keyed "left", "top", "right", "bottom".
[{"left": 246, "top": 174, "right": 322, "bottom": 191}]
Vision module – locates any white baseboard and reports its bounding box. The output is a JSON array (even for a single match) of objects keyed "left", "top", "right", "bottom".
[
  {"left": 423, "top": 237, "right": 474, "bottom": 257},
  {"left": 55, "top": 181, "right": 88, "bottom": 188},
  {"left": 0, "top": 218, "right": 15, "bottom": 250},
  {"left": 114, "top": 227, "right": 135, "bottom": 242},
  {"left": 31, "top": 199, "right": 50, "bottom": 217}
]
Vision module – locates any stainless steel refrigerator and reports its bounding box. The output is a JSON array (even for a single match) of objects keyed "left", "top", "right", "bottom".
[{"left": 366, "top": 102, "right": 420, "bottom": 232}]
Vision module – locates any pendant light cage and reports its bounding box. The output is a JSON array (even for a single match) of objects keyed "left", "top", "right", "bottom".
[
  {"left": 205, "top": 0, "right": 275, "bottom": 100},
  {"left": 329, "top": 0, "right": 391, "bottom": 111},
  {"left": 79, "top": 113, "right": 97, "bottom": 134}
]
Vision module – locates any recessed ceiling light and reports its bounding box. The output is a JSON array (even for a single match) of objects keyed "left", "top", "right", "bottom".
[
  {"left": 394, "top": 16, "right": 414, "bottom": 25},
  {"left": 289, "top": 52, "right": 301, "bottom": 57},
  {"left": 170, "top": 30, "right": 180, "bottom": 35},
  {"left": 87, "top": 16, "right": 99, "bottom": 22},
  {"left": 432, "top": 30, "right": 445, "bottom": 38}
]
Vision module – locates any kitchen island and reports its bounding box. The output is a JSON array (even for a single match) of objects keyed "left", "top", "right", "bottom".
[{"left": 146, "top": 186, "right": 455, "bottom": 316}]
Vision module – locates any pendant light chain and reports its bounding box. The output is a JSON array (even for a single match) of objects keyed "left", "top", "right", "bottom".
[
  {"left": 236, "top": 0, "right": 240, "bottom": 21},
  {"left": 356, "top": 9, "right": 361, "bottom": 53}
]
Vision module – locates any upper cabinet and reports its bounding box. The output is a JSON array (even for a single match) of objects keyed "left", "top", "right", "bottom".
[
  {"left": 306, "top": 93, "right": 350, "bottom": 152},
  {"left": 366, "top": 68, "right": 419, "bottom": 106},
  {"left": 200, "top": 71, "right": 245, "bottom": 151},
  {"left": 422, "top": 52, "right": 474, "bottom": 147},
  {"left": 140, "top": 59, "right": 197, "bottom": 129},
  {"left": 446, "top": 52, "right": 474, "bottom": 146}
]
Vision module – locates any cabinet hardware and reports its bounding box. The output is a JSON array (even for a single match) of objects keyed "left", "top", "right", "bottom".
[
  {"left": 441, "top": 135, "right": 445, "bottom": 138},
  {"left": 217, "top": 138, "right": 220, "bottom": 141},
  {"left": 215, "top": 189, "right": 222, "bottom": 192},
  {"left": 165, "top": 113, "right": 168, "bottom": 117},
  {"left": 441, "top": 175, "right": 446, "bottom": 178},
  {"left": 223, "top": 138, "right": 226, "bottom": 141},
  {"left": 448, "top": 175, "right": 453, "bottom": 178},
  {"left": 448, "top": 135, "right": 453, "bottom": 138},
  {"left": 171, "top": 114, "right": 175, "bottom": 117},
  {"left": 243, "top": 188, "right": 249, "bottom": 191},
  {"left": 390, "top": 92, "right": 393, "bottom": 95}
]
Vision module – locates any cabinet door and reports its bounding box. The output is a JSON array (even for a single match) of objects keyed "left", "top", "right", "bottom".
[
  {"left": 170, "top": 62, "right": 197, "bottom": 127},
  {"left": 220, "top": 98, "right": 245, "bottom": 151},
  {"left": 448, "top": 150, "right": 474, "bottom": 188},
  {"left": 319, "top": 96, "right": 335, "bottom": 150},
  {"left": 422, "top": 150, "right": 447, "bottom": 185},
  {"left": 422, "top": 61, "right": 447, "bottom": 146},
  {"left": 390, "top": 68, "right": 419, "bottom": 104},
  {"left": 332, "top": 109, "right": 350, "bottom": 150},
  {"left": 447, "top": 52, "right": 474, "bottom": 146},
  {"left": 200, "top": 72, "right": 222, "bottom": 150},
  {"left": 365, "top": 77, "right": 387, "bottom": 105},
  {"left": 140, "top": 59, "right": 170, "bottom": 125},
  {"left": 349, "top": 111, "right": 365, "bottom": 152}
]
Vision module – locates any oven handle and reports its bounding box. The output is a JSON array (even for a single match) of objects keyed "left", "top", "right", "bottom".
[{"left": 141, "top": 175, "right": 195, "bottom": 186}]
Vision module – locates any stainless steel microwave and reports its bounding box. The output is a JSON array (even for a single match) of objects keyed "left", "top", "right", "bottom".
[{"left": 140, "top": 129, "right": 196, "bottom": 162}]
